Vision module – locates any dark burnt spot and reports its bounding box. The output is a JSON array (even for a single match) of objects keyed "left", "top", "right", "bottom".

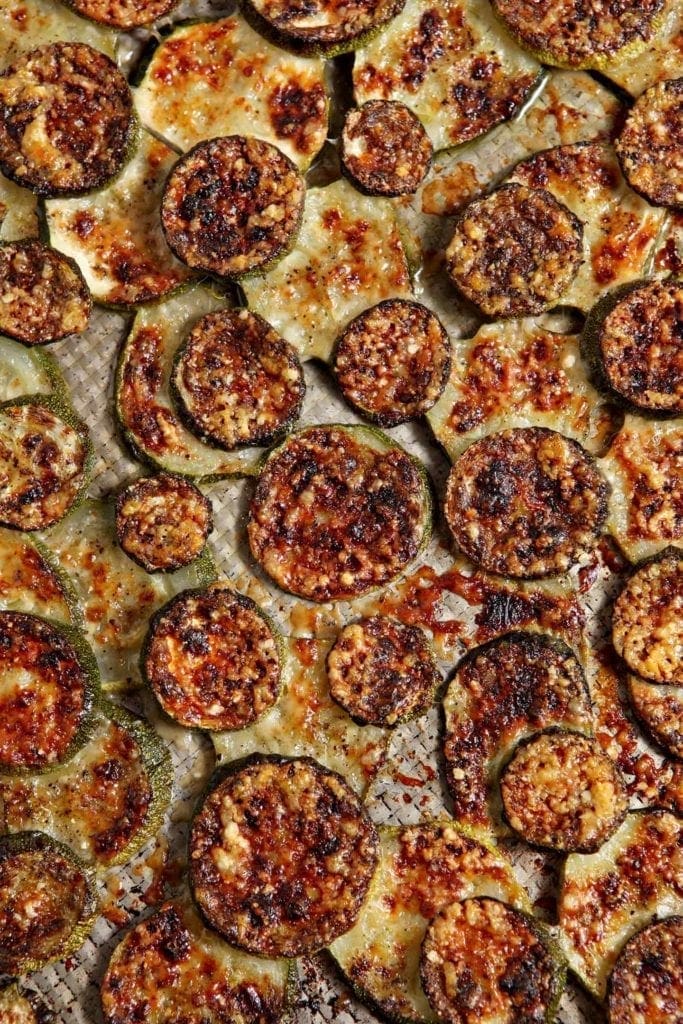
[{"left": 268, "top": 81, "right": 325, "bottom": 154}]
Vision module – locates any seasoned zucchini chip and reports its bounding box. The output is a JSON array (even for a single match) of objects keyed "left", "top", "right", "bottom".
[
  {"left": 445, "top": 183, "right": 584, "bottom": 319},
  {"left": 508, "top": 142, "right": 667, "bottom": 312},
  {"left": 0, "top": 0, "right": 116, "bottom": 70},
  {"left": 612, "top": 549, "right": 682, "bottom": 685},
  {"left": 0, "top": 611, "right": 97, "bottom": 773},
  {"left": 172, "top": 309, "right": 305, "bottom": 451},
  {"left": 352, "top": 0, "right": 540, "bottom": 152},
  {"left": 45, "top": 130, "right": 195, "bottom": 308},
  {"left": 101, "top": 896, "right": 295, "bottom": 1024},
  {"left": 600, "top": 417, "right": 682, "bottom": 563},
  {"left": 117, "top": 287, "right": 262, "bottom": 479},
  {"left": 161, "top": 137, "right": 305, "bottom": 280},
  {"left": 445, "top": 426, "right": 608, "bottom": 578},
  {"left": 189, "top": 755, "right": 379, "bottom": 957},
  {"left": 241, "top": 0, "right": 404, "bottom": 55},
  {"left": 116, "top": 473, "right": 213, "bottom": 574},
  {"left": 329, "top": 822, "right": 530, "bottom": 1024},
  {"left": 558, "top": 810, "right": 683, "bottom": 999},
  {"left": 247, "top": 424, "right": 432, "bottom": 602},
  {"left": 65, "top": 0, "right": 179, "bottom": 29},
  {"left": 627, "top": 675, "right": 683, "bottom": 760},
  {"left": 242, "top": 178, "right": 413, "bottom": 362},
  {"left": 0, "top": 397, "right": 91, "bottom": 531},
  {"left": 500, "top": 730, "right": 628, "bottom": 853},
  {"left": 421, "top": 897, "right": 563, "bottom": 1024},
  {"left": 0, "top": 528, "right": 77, "bottom": 623},
  {"left": 142, "top": 584, "right": 283, "bottom": 732},
  {"left": 0, "top": 702, "right": 171, "bottom": 866},
  {"left": 134, "top": 16, "right": 328, "bottom": 171},
  {"left": 0, "top": 43, "right": 134, "bottom": 198},
  {"left": 0, "top": 831, "right": 97, "bottom": 975},
  {"left": 340, "top": 101, "right": 432, "bottom": 197},
  {"left": 0, "top": 982, "right": 55, "bottom": 1024},
  {"left": 0, "top": 335, "right": 67, "bottom": 404},
  {"left": 600, "top": 0, "right": 683, "bottom": 97},
  {"left": 607, "top": 916, "right": 683, "bottom": 1024},
  {"left": 326, "top": 616, "right": 440, "bottom": 726},
  {"left": 0, "top": 240, "right": 91, "bottom": 346},
  {"left": 332, "top": 299, "right": 450, "bottom": 427},
  {"left": 0, "top": 170, "right": 38, "bottom": 242},
  {"left": 615, "top": 78, "right": 683, "bottom": 209},
  {"left": 442, "top": 632, "right": 592, "bottom": 833}
]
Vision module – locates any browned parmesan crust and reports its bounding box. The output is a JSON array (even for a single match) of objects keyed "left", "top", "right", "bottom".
[
  {"left": 445, "top": 427, "right": 608, "bottom": 578},
  {"left": 340, "top": 101, "right": 432, "bottom": 197},
  {"left": 0, "top": 42, "right": 134, "bottom": 197},
  {"left": 241, "top": 0, "right": 406, "bottom": 55},
  {"left": 189, "top": 756, "right": 379, "bottom": 956},
  {"left": 0, "top": 241, "right": 90, "bottom": 346},
  {"left": 247, "top": 425, "right": 431, "bottom": 602},
  {"left": 326, "top": 615, "right": 441, "bottom": 726},
  {"left": 607, "top": 917, "right": 683, "bottom": 1024},
  {"left": 143, "top": 586, "right": 282, "bottom": 732},
  {"left": 612, "top": 549, "right": 682, "bottom": 685},
  {"left": 492, "top": 0, "right": 663, "bottom": 68},
  {"left": 615, "top": 78, "right": 683, "bottom": 209},
  {"left": 333, "top": 299, "right": 451, "bottom": 427},
  {"left": 161, "top": 136, "right": 305, "bottom": 279},
  {"left": 172, "top": 309, "right": 305, "bottom": 450},
  {"left": 68, "top": 0, "right": 180, "bottom": 29},
  {"left": 627, "top": 674, "right": 683, "bottom": 760},
  {"left": 445, "top": 184, "right": 584, "bottom": 318},
  {"left": 115, "top": 473, "right": 213, "bottom": 574}
]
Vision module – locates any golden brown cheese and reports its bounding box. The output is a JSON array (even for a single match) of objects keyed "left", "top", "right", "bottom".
[
  {"left": 340, "top": 101, "right": 433, "bottom": 196},
  {"left": 615, "top": 78, "right": 683, "bottom": 209},
  {"left": 0, "top": 241, "right": 90, "bottom": 345},
  {"left": 69, "top": 0, "right": 179, "bottom": 29},
  {"left": 607, "top": 917, "right": 683, "bottom": 1024},
  {"left": 627, "top": 674, "right": 683, "bottom": 760},
  {"left": 243, "top": 0, "right": 405, "bottom": 53},
  {"left": 0, "top": 527, "right": 73, "bottom": 623},
  {"left": 612, "top": 550, "right": 682, "bottom": 684}
]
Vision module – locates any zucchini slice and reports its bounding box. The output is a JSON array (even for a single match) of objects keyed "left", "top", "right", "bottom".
[
  {"left": 0, "top": 611, "right": 98, "bottom": 774},
  {"left": 352, "top": 0, "right": 540, "bottom": 152},
  {"left": 212, "top": 637, "right": 389, "bottom": 797},
  {"left": 612, "top": 548, "right": 682, "bottom": 685},
  {"left": 332, "top": 299, "right": 450, "bottom": 427},
  {"left": 44, "top": 130, "right": 196, "bottom": 309},
  {"left": 41, "top": 498, "right": 217, "bottom": 691},
  {"left": 442, "top": 632, "right": 592, "bottom": 834},
  {"left": 188, "top": 754, "right": 379, "bottom": 957},
  {"left": 499, "top": 729, "right": 628, "bottom": 853},
  {"left": 101, "top": 896, "right": 296, "bottom": 1024},
  {"left": 241, "top": 178, "right": 413, "bottom": 362},
  {"left": 0, "top": 335, "right": 67, "bottom": 403},
  {"left": 241, "top": 0, "right": 404, "bottom": 56},
  {"left": 0, "top": 0, "right": 116, "bottom": 70},
  {"left": 508, "top": 141, "right": 667, "bottom": 312},
  {"left": 444, "top": 426, "right": 609, "bottom": 578},
  {"left": 247, "top": 424, "right": 432, "bottom": 602},
  {"left": 340, "top": 101, "right": 432, "bottom": 197},
  {"left": 0, "top": 982, "right": 55, "bottom": 1024},
  {"left": 0, "top": 830, "right": 97, "bottom": 975},
  {"left": 0, "top": 396, "right": 92, "bottom": 532},
  {"left": 171, "top": 309, "right": 305, "bottom": 451},
  {"left": 142, "top": 584, "right": 283, "bottom": 732},
  {"left": 0, "top": 528, "right": 78, "bottom": 624},
  {"left": 0, "top": 42, "right": 135, "bottom": 198},
  {"left": 115, "top": 472, "right": 213, "bottom": 574},
  {"left": 0, "top": 701, "right": 171, "bottom": 867},
  {"left": 615, "top": 78, "right": 683, "bottom": 209},
  {"left": 0, "top": 240, "right": 91, "bottom": 346},
  {"left": 63, "top": 0, "right": 179, "bottom": 30},
  {"left": 445, "top": 183, "right": 584, "bottom": 319},
  {"left": 558, "top": 810, "right": 683, "bottom": 1000},
  {"left": 326, "top": 615, "right": 441, "bottom": 726},
  {"left": 420, "top": 897, "right": 564, "bottom": 1024},
  {"left": 0, "top": 170, "right": 38, "bottom": 242},
  {"left": 134, "top": 16, "right": 328, "bottom": 171},
  {"left": 607, "top": 916, "right": 683, "bottom": 1024},
  {"left": 600, "top": 0, "right": 683, "bottom": 97},
  {"left": 161, "top": 137, "right": 305, "bottom": 280},
  {"left": 600, "top": 416, "right": 682, "bottom": 563},
  {"left": 116, "top": 286, "right": 263, "bottom": 478},
  {"left": 329, "top": 821, "right": 531, "bottom": 1024},
  {"left": 627, "top": 675, "right": 683, "bottom": 760}
]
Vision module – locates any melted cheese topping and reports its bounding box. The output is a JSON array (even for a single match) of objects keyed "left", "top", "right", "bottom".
[
  {"left": 627, "top": 675, "right": 683, "bottom": 760},
  {"left": 601, "top": 0, "right": 683, "bottom": 96},
  {"left": 116, "top": 473, "right": 212, "bottom": 573},
  {"left": 608, "top": 917, "right": 683, "bottom": 1024},
  {"left": 613, "top": 551, "right": 683, "bottom": 684},
  {"left": 616, "top": 78, "right": 683, "bottom": 208},
  {"left": 0, "top": 170, "right": 38, "bottom": 241},
  {"left": 0, "top": 0, "right": 116, "bottom": 70},
  {"left": 0, "top": 337, "right": 61, "bottom": 404},
  {"left": 0, "top": 528, "right": 72, "bottom": 623},
  {"left": 0, "top": 241, "right": 90, "bottom": 345}
]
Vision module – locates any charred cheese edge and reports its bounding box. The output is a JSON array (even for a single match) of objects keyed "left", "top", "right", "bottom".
[
  {"left": 627, "top": 674, "right": 683, "bottom": 761},
  {"left": 0, "top": 0, "right": 116, "bottom": 70},
  {"left": 0, "top": 334, "right": 69, "bottom": 404}
]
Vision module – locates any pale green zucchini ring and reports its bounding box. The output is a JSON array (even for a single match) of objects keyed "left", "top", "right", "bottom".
[
  {"left": 0, "top": 334, "right": 69, "bottom": 404},
  {"left": 61, "top": 0, "right": 180, "bottom": 30},
  {"left": 612, "top": 548, "right": 682, "bottom": 685},
  {"left": 0, "top": 240, "right": 91, "bottom": 346},
  {"left": 0, "top": 527, "right": 80, "bottom": 624},
  {"left": 0, "top": 0, "right": 116, "bottom": 71},
  {"left": 240, "top": 0, "right": 405, "bottom": 56},
  {"left": 607, "top": 916, "right": 683, "bottom": 1024},
  {"left": 627, "top": 675, "right": 683, "bottom": 760}
]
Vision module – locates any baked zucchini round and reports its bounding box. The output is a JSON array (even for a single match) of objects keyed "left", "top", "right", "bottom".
[
  {"left": 143, "top": 585, "right": 283, "bottom": 732},
  {"left": 65, "top": 0, "right": 179, "bottom": 29},
  {"left": 615, "top": 78, "right": 683, "bottom": 209},
  {"left": 0, "top": 831, "right": 97, "bottom": 975},
  {"left": 0, "top": 982, "right": 55, "bottom": 1024},
  {"left": 612, "top": 548, "right": 682, "bottom": 685},
  {"left": 171, "top": 308, "right": 305, "bottom": 450},
  {"left": 607, "top": 917, "right": 683, "bottom": 1024},
  {"left": 240, "top": 0, "right": 405, "bottom": 56},
  {"left": 189, "top": 755, "right": 379, "bottom": 956},
  {"left": 0, "top": 42, "right": 135, "bottom": 197},
  {"left": 115, "top": 472, "right": 213, "bottom": 574},
  {"left": 444, "top": 426, "right": 608, "bottom": 578},
  {"left": 247, "top": 424, "right": 432, "bottom": 602},
  {"left": 0, "top": 240, "right": 91, "bottom": 346},
  {"left": 444, "top": 183, "right": 584, "bottom": 318},
  {"left": 627, "top": 674, "right": 683, "bottom": 760},
  {"left": 332, "top": 299, "right": 451, "bottom": 427},
  {"left": 326, "top": 615, "right": 441, "bottom": 726},
  {"left": 161, "top": 136, "right": 305, "bottom": 279},
  {"left": 340, "top": 101, "right": 432, "bottom": 197}
]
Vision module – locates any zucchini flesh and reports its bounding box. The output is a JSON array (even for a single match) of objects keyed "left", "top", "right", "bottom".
[
  {"left": 352, "top": 0, "right": 540, "bottom": 152},
  {"left": 0, "top": 527, "right": 77, "bottom": 624},
  {"left": 0, "top": 0, "right": 116, "bottom": 70},
  {"left": 116, "top": 286, "right": 262, "bottom": 479},
  {"left": 600, "top": 0, "right": 683, "bottom": 97},
  {"left": 0, "top": 170, "right": 38, "bottom": 241},
  {"left": 242, "top": 178, "right": 413, "bottom": 362},
  {"left": 0, "top": 334, "right": 68, "bottom": 403}
]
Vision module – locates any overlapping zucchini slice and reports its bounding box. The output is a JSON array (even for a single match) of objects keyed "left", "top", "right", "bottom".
[
  {"left": 0, "top": 528, "right": 78, "bottom": 624},
  {"left": 615, "top": 78, "right": 683, "bottom": 210},
  {"left": 0, "top": 170, "right": 38, "bottom": 242},
  {"left": 0, "top": 0, "right": 116, "bottom": 70},
  {"left": 600, "top": 0, "right": 683, "bottom": 97},
  {"left": 241, "top": 0, "right": 404, "bottom": 56},
  {"left": 0, "top": 334, "right": 68, "bottom": 404},
  {"left": 607, "top": 916, "right": 683, "bottom": 1024},
  {"left": 0, "top": 240, "right": 91, "bottom": 346}
]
